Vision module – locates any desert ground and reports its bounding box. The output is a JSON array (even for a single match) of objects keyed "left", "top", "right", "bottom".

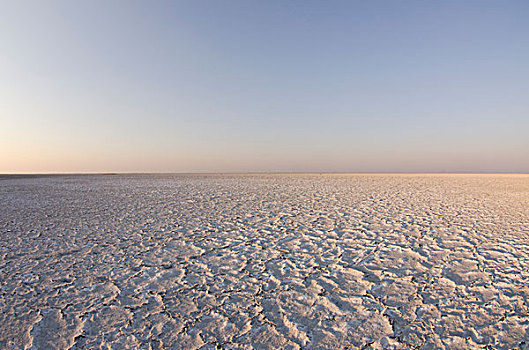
[{"left": 0, "top": 174, "right": 528, "bottom": 349}]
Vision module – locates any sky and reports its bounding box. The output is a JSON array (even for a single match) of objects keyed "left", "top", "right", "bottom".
[{"left": 1, "top": 0, "right": 528, "bottom": 173}]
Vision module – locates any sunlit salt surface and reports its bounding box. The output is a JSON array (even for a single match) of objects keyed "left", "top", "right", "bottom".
[{"left": 1, "top": 174, "right": 528, "bottom": 349}]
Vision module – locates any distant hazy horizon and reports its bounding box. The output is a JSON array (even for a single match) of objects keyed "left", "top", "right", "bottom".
[
  {"left": 2, "top": 1, "right": 528, "bottom": 173},
  {"left": 1, "top": 172, "right": 528, "bottom": 176}
]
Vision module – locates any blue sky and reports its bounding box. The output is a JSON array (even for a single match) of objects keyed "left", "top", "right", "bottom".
[{"left": 1, "top": 1, "right": 528, "bottom": 172}]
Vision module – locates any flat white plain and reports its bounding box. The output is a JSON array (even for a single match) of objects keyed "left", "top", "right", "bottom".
[{"left": 0, "top": 174, "right": 528, "bottom": 349}]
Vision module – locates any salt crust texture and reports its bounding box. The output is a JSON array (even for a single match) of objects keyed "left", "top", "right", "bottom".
[{"left": 0, "top": 174, "right": 528, "bottom": 349}]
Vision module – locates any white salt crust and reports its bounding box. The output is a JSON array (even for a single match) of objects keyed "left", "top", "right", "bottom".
[{"left": 0, "top": 174, "right": 528, "bottom": 349}]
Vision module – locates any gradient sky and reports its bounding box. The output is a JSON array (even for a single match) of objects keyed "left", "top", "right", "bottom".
[{"left": 1, "top": 1, "right": 528, "bottom": 173}]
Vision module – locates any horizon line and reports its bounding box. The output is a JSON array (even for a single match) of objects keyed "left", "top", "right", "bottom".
[{"left": 1, "top": 171, "right": 528, "bottom": 176}]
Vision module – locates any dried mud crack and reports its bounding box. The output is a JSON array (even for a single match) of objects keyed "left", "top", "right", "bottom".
[{"left": 1, "top": 174, "right": 528, "bottom": 349}]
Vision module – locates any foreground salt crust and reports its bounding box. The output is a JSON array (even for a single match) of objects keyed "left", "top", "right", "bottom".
[{"left": 0, "top": 174, "right": 528, "bottom": 349}]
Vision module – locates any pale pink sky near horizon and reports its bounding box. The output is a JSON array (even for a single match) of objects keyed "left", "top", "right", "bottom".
[{"left": 2, "top": 1, "right": 528, "bottom": 173}]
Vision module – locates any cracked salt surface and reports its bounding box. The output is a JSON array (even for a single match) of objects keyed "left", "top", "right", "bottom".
[{"left": 1, "top": 174, "right": 528, "bottom": 349}]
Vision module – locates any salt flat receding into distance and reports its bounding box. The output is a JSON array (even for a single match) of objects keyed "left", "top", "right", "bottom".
[{"left": 0, "top": 174, "right": 528, "bottom": 349}]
